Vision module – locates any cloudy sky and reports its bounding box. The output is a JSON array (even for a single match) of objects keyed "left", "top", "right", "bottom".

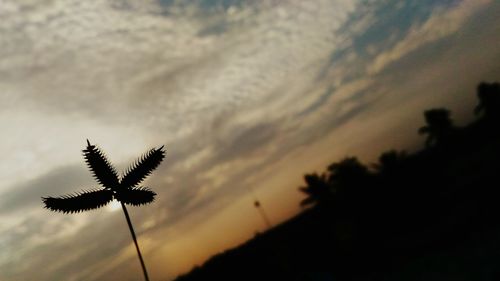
[{"left": 0, "top": 0, "right": 499, "bottom": 280}]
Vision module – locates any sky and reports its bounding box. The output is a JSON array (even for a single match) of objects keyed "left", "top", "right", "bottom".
[{"left": 0, "top": 0, "right": 499, "bottom": 280}]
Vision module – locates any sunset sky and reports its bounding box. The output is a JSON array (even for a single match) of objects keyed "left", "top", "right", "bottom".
[{"left": 1, "top": 0, "right": 499, "bottom": 280}]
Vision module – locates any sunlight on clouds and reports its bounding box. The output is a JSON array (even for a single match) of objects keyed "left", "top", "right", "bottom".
[
  {"left": 1, "top": 0, "right": 500, "bottom": 280},
  {"left": 107, "top": 200, "right": 122, "bottom": 212},
  {"left": 0, "top": 110, "right": 150, "bottom": 191}
]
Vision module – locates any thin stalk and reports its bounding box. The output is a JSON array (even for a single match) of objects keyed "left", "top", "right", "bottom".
[
  {"left": 255, "top": 201, "right": 273, "bottom": 229},
  {"left": 121, "top": 202, "right": 150, "bottom": 281},
  {"left": 246, "top": 185, "right": 273, "bottom": 230}
]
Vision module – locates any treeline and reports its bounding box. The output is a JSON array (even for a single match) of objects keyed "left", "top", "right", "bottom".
[
  {"left": 299, "top": 81, "right": 500, "bottom": 232},
  {"left": 174, "top": 82, "right": 500, "bottom": 281},
  {"left": 296, "top": 81, "right": 500, "bottom": 269}
]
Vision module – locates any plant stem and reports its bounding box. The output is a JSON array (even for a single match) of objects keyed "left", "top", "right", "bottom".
[
  {"left": 255, "top": 202, "right": 273, "bottom": 229},
  {"left": 121, "top": 202, "right": 150, "bottom": 281}
]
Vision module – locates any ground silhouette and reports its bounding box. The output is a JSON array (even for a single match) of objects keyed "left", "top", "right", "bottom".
[{"left": 174, "top": 81, "right": 500, "bottom": 281}]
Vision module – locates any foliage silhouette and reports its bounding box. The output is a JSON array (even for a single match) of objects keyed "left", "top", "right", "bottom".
[
  {"left": 42, "top": 140, "right": 165, "bottom": 281},
  {"left": 418, "top": 108, "right": 455, "bottom": 147},
  {"left": 327, "top": 157, "right": 370, "bottom": 194},
  {"left": 299, "top": 173, "right": 332, "bottom": 207},
  {"left": 373, "top": 150, "right": 407, "bottom": 175},
  {"left": 175, "top": 81, "right": 500, "bottom": 281},
  {"left": 475, "top": 82, "right": 500, "bottom": 120}
]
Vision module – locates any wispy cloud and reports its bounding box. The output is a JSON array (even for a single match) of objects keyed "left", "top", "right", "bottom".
[
  {"left": 368, "top": 0, "right": 491, "bottom": 74},
  {"left": 1, "top": 0, "right": 499, "bottom": 280}
]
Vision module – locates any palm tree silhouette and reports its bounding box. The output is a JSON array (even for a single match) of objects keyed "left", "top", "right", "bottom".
[
  {"left": 475, "top": 82, "right": 500, "bottom": 120},
  {"left": 42, "top": 140, "right": 165, "bottom": 281},
  {"left": 418, "top": 108, "right": 454, "bottom": 147},
  {"left": 327, "top": 157, "right": 369, "bottom": 188},
  {"left": 299, "top": 173, "right": 332, "bottom": 207},
  {"left": 373, "top": 150, "right": 407, "bottom": 175},
  {"left": 326, "top": 157, "right": 371, "bottom": 204}
]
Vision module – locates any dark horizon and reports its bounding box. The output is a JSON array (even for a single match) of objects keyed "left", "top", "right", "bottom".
[{"left": 176, "top": 82, "right": 500, "bottom": 280}]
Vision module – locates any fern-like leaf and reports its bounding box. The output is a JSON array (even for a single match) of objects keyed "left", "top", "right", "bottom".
[
  {"left": 116, "top": 187, "right": 156, "bottom": 206},
  {"left": 42, "top": 189, "right": 113, "bottom": 214},
  {"left": 120, "top": 146, "right": 165, "bottom": 188},
  {"left": 83, "top": 140, "right": 120, "bottom": 190}
]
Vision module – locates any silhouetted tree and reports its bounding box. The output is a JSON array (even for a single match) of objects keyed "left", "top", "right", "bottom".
[
  {"left": 176, "top": 80, "right": 500, "bottom": 281},
  {"left": 42, "top": 140, "right": 165, "bottom": 281},
  {"left": 373, "top": 150, "right": 407, "bottom": 175},
  {"left": 299, "top": 173, "right": 332, "bottom": 207},
  {"left": 328, "top": 157, "right": 370, "bottom": 190},
  {"left": 372, "top": 150, "right": 411, "bottom": 214},
  {"left": 475, "top": 82, "right": 500, "bottom": 120},
  {"left": 418, "top": 108, "right": 455, "bottom": 147}
]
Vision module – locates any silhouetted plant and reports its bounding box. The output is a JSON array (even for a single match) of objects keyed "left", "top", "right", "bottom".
[
  {"left": 175, "top": 81, "right": 500, "bottom": 281},
  {"left": 373, "top": 150, "right": 407, "bottom": 175},
  {"left": 299, "top": 173, "right": 332, "bottom": 207},
  {"left": 42, "top": 140, "right": 165, "bottom": 281},
  {"left": 327, "top": 157, "right": 370, "bottom": 189},
  {"left": 245, "top": 184, "right": 273, "bottom": 228},
  {"left": 475, "top": 82, "right": 500, "bottom": 120},
  {"left": 253, "top": 199, "right": 273, "bottom": 228},
  {"left": 418, "top": 108, "right": 454, "bottom": 147}
]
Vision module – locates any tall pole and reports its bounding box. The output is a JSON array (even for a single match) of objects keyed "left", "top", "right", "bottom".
[
  {"left": 254, "top": 200, "right": 273, "bottom": 229},
  {"left": 121, "top": 202, "right": 150, "bottom": 281},
  {"left": 246, "top": 185, "right": 272, "bottom": 229}
]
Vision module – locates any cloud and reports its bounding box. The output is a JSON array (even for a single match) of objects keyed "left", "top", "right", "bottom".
[
  {"left": 214, "top": 122, "right": 278, "bottom": 162},
  {"left": 0, "top": 165, "right": 90, "bottom": 214},
  {"left": 0, "top": 3, "right": 410, "bottom": 278},
  {"left": 0, "top": 210, "right": 134, "bottom": 281},
  {"left": 1, "top": 0, "right": 500, "bottom": 280},
  {"left": 367, "top": 0, "right": 491, "bottom": 74}
]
